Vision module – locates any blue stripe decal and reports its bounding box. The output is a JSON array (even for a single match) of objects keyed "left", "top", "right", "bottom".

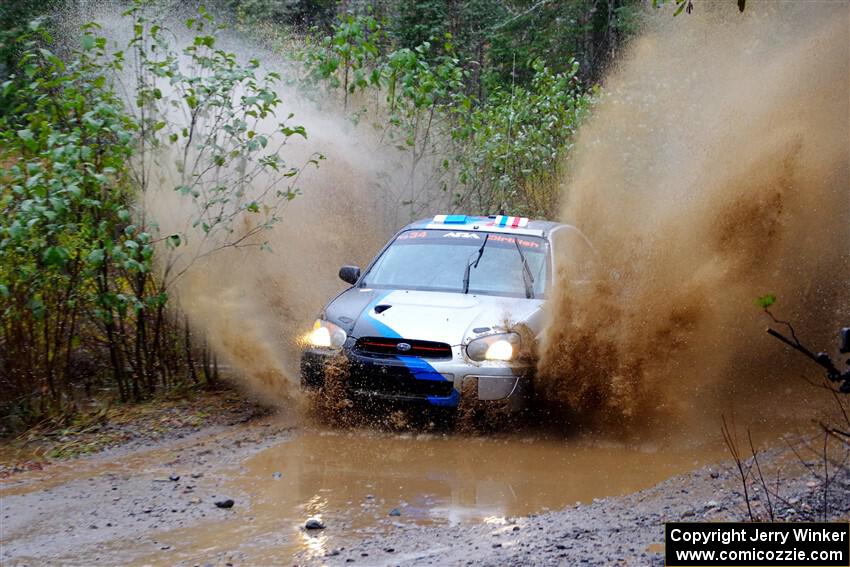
[
  {"left": 363, "top": 293, "right": 458, "bottom": 407},
  {"left": 362, "top": 291, "right": 398, "bottom": 337},
  {"left": 444, "top": 215, "right": 468, "bottom": 224},
  {"left": 428, "top": 389, "right": 460, "bottom": 406},
  {"left": 396, "top": 355, "right": 445, "bottom": 380},
  {"left": 499, "top": 216, "right": 509, "bottom": 227}
]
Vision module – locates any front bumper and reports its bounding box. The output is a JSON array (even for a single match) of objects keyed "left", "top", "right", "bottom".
[{"left": 301, "top": 346, "right": 529, "bottom": 409}]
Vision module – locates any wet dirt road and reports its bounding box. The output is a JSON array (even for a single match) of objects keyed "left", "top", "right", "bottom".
[
  {"left": 145, "top": 429, "right": 727, "bottom": 565},
  {"left": 0, "top": 417, "right": 771, "bottom": 566}
]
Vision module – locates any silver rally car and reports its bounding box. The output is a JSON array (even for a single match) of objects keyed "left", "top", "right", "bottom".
[{"left": 301, "top": 214, "right": 593, "bottom": 410}]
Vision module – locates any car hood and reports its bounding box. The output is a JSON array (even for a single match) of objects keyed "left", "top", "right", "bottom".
[{"left": 324, "top": 288, "right": 544, "bottom": 345}]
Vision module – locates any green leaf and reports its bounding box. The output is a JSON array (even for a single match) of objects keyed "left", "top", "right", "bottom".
[
  {"left": 86, "top": 248, "right": 105, "bottom": 267},
  {"left": 81, "top": 33, "right": 96, "bottom": 51},
  {"left": 27, "top": 297, "right": 45, "bottom": 319},
  {"left": 755, "top": 294, "right": 777, "bottom": 309},
  {"left": 43, "top": 246, "right": 70, "bottom": 267}
]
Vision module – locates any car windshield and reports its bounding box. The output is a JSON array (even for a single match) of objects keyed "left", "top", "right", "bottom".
[{"left": 360, "top": 229, "right": 548, "bottom": 298}]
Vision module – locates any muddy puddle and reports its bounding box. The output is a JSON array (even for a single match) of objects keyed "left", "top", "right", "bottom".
[
  {"left": 0, "top": 401, "right": 830, "bottom": 567},
  {"left": 122, "top": 427, "right": 738, "bottom": 565}
]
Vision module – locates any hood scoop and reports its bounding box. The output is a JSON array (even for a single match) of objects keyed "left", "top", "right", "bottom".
[{"left": 373, "top": 304, "right": 392, "bottom": 314}]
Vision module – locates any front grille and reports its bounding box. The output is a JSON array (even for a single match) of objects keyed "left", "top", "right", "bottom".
[
  {"left": 348, "top": 364, "right": 455, "bottom": 398},
  {"left": 354, "top": 337, "right": 453, "bottom": 359}
]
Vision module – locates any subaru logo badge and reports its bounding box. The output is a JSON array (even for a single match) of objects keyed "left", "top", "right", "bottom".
[{"left": 396, "top": 342, "right": 412, "bottom": 352}]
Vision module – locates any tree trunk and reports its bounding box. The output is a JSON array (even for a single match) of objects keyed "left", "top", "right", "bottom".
[
  {"left": 104, "top": 318, "right": 128, "bottom": 403},
  {"left": 184, "top": 315, "right": 199, "bottom": 384}
]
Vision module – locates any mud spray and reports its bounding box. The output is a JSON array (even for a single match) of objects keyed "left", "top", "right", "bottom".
[
  {"left": 77, "top": 2, "right": 847, "bottom": 432},
  {"left": 64, "top": 0, "right": 464, "bottom": 418},
  {"left": 65, "top": 3, "right": 411, "bottom": 409},
  {"left": 164, "top": 109, "right": 405, "bottom": 410},
  {"left": 538, "top": 2, "right": 849, "bottom": 435}
]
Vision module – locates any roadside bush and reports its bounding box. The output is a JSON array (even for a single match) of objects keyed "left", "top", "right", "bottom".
[
  {"left": 0, "top": 1, "right": 311, "bottom": 430},
  {"left": 1, "top": 21, "right": 142, "bottom": 421},
  {"left": 452, "top": 60, "right": 593, "bottom": 217},
  {"left": 296, "top": 11, "right": 594, "bottom": 221}
]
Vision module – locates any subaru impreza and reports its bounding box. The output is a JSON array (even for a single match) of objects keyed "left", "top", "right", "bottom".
[{"left": 301, "top": 214, "right": 593, "bottom": 411}]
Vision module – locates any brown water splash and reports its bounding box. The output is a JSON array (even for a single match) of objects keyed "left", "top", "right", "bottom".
[
  {"left": 161, "top": 106, "right": 398, "bottom": 407},
  {"left": 538, "top": 2, "right": 849, "bottom": 431},
  {"left": 61, "top": 2, "right": 407, "bottom": 408}
]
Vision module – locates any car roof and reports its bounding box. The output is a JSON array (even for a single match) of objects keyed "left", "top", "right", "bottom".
[{"left": 404, "top": 215, "right": 566, "bottom": 238}]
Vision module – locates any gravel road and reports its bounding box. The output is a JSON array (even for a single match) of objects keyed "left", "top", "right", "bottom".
[{"left": 2, "top": 417, "right": 848, "bottom": 567}]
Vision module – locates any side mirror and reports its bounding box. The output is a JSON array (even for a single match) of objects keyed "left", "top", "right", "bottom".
[{"left": 339, "top": 265, "right": 361, "bottom": 285}]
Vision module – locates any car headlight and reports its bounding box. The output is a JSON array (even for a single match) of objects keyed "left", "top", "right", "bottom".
[
  {"left": 466, "top": 332, "right": 521, "bottom": 361},
  {"left": 306, "top": 319, "right": 347, "bottom": 348}
]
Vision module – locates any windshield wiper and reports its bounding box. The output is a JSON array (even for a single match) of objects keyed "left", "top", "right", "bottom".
[
  {"left": 514, "top": 238, "right": 535, "bottom": 299},
  {"left": 462, "top": 234, "right": 490, "bottom": 294}
]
